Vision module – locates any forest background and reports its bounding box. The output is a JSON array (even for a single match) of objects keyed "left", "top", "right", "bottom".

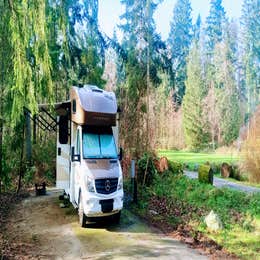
[{"left": 0, "top": 0, "right": 260, "bottom": 191}]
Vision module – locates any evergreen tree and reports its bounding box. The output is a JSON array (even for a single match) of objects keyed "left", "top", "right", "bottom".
[
  {"left": 214, "top": 21, "right": 242, "bottom": 145},
  {"left": 205, "top": 0, "right": 226, "bottom": 54},
  {"left": 193, "top": 14, "right": 202, "bottom": 43},
  {"left": 168, "top": 0, "right": 192, "bottom": 105},
  {"left": 0, "top": 0, "right": 12, "bottom": 190},
  {"left": 183, "top": 43, "right": 209, "bottom": 150},
  {"left": 241, "top": 0, "right": 260, "bottom": 113},
  {"left": 7, "top": 0, "right": 53, "bottom": 123},
  {"left": 46, "top": 0, "right": 106, "bottom": 94},
  {"left": 119, "top": 0, "right": 165, "bottom": 156}
]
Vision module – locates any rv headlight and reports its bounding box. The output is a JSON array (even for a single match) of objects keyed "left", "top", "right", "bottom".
[
  {"left": 117, "top": 177, "right": 123, "bottom": 190},
  {"left": 85, "top": 176, "right": 95, "bottom": 193}
]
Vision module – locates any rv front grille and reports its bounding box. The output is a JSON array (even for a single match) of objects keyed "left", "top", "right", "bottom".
[{"left": 95, "top": 178, "right": 118, "bottom": 194}]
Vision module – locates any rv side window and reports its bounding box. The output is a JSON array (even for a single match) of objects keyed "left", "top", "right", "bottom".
[
  {"left": 59, "top": 115, "right": 68, "bottom": 144},
  {"left": 72, "top": 99, "right": 76, "bottom": 113}
]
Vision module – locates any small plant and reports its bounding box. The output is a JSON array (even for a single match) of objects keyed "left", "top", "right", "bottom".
[
  {"left": 168, "top": 160, "right": 184, "bottom": 174},
  {"left": 23, "top": 166, "right": 36, "bottom": 185}
]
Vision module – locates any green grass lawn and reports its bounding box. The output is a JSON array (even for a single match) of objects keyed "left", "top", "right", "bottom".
[
  {"left": 134, "top": 171, "right": 260, "bottom": 259},
  {"left": 159, "top": 150, "right": 239, "bottom": 167}
]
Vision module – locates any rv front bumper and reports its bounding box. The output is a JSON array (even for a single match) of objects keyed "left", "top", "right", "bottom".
[{"left": 83, "top": 190, "right": 124, "bottom": 217}]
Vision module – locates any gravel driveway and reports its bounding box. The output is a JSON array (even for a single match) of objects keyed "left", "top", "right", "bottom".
[
  {"left": 185, "top": 171, "right": 260, "bottom": 193},
  {"left": 4, "top": 190, "right": 208, "bottom": 260}
]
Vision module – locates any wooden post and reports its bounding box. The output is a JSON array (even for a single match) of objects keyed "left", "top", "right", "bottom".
[{"left": 131, "top": 160, "right": 137, "bottom": 203}]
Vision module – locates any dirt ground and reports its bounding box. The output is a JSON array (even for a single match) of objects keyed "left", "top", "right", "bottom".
[{"left": 0, "top": 189, "right": 209, "bottom": 260}]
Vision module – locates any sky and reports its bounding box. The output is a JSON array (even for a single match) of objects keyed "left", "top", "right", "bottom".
[{"left": 98, "top": 0, "right": 243, "bottom": 40}]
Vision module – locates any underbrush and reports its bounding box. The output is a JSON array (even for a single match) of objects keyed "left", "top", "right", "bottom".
[
  {"left": 134, "top": 171, "right": 260, "bottom": 259},
  {"left": 241, "top": 106, "right": 260, "bottom": 184}
]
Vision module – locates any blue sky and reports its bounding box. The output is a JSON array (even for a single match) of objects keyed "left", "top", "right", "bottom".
[{"left": 98, "top": 0, "right": 243, "bottom": 40}]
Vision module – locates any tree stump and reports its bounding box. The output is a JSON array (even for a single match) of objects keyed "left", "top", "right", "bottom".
[
  {"left": 154, "top": 157, "right": 169, "bottom": 173},
  {"left": 221, "top": 163, "right": 232, "bottom": 178}
]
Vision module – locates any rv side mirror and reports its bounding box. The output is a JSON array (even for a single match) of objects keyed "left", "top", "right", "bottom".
[
  {"left": 118, "top": 148, "right": 123, "bottom": 161},
  {"left": 71, "top": 146, "right": 80, "bottom": 162}
]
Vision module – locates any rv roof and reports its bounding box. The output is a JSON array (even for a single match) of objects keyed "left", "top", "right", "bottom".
[{"left": 74, "top": 85, "right": 117, "bottom": 114}]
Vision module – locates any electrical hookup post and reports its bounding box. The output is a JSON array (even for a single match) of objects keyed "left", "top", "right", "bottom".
[{"left": 131, "top": 160, "right": 137, "bottom": 203}]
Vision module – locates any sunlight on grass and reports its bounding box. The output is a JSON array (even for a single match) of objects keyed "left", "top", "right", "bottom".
[
  {"left": 205, "top": 219, "right": 260, "bottom": 259},
  {"left": 158, "top": 150, "right": 239, "bottom": 165}
]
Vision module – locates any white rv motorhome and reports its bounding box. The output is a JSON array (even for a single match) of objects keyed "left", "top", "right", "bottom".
[{"left": 56, "top": 85, "right": 124, "bottom": 227}]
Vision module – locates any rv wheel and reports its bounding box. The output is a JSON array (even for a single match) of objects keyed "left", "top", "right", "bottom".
[
  {"left": 78, "top": 195, "right": 87, "bottom": 228},
  {"left": 113, "top": 211, "right": 121, "bottom": 224}
]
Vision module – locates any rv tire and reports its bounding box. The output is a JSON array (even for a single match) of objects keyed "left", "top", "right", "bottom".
[
  {"left": 113, "top": 211, "right": 121, "bottom": 224},
  {"left": 78, "top": 194, "right": 87, "bottom": 228}
]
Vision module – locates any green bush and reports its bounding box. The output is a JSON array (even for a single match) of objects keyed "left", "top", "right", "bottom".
[
  {"left": 137, "top": 152, "right": 157, "bottom": 186},
  {"left": 229, "top": 164, "right": 248, "bottom": 182},
  {"left": 210, "top": 163, "right": 221, "bottom": 175},
  {"left": 168, "top": 161, "right": 184, "bottom": 174},
  {"left": 198, "top": 164, "right": 213, "bottom": 185},
  {"left": 23, "top": 166, "right": 36, "bottom": 185}
]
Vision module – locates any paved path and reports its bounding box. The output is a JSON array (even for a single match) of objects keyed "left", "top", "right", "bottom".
[{"left": 185, "top": 171, "right": 260, "bottom": 193}]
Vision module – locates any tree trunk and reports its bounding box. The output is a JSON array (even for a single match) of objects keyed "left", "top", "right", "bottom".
[
  {"left": 0, "top": 101, "right": 2, "bottom": 194},
  {"left": 17, "top": 122, "right": 25, "bottom": 194},
  {"left": 0, "top": 40, "right": 3, "bottom": 194},
  {"left": 25, "top": 110, "right": 32, "bottom": 165}
]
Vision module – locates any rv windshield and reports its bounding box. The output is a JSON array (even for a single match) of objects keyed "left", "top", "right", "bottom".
[{"left": 82, "top": 129, "right": 117, "bottom": 159}]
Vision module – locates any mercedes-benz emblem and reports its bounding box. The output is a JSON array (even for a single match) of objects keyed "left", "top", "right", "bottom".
[{"left": 105, "top": 180, "right": 111, "bottom": 192}]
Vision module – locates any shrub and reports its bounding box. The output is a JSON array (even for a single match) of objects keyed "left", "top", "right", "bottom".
[
  {"left": 210, "top": 163, "right": 221, "bottom": 175},
  {"left": 241, "top": 106, "right": 260, "bottom": 183},
  {"left": 137, "top": 152, "right": 158, "bottom": 186},
  {"left": 198, "top": 164, "right": 213, "bottom": 185},
  {"left": 230, "top": 164, "right": 248, "bottom": 181},
  {"left": 168, "top": 161, "right": 184, "bottom": 174}
]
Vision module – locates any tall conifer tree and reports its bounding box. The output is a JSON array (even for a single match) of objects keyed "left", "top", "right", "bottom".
[
  {"left": 205, "top": 0, "right": 226, "bottom": 54},
  {"left": 213, "top": 21, "right": 241, "bottom": 145},
  {"left": 119, "top": 0, "right": 164, "bottom": 156},
  {"left": 183, "top": 42, "right": 209, "bottom": 150},
  {"left": 168, "top": 0, "right": 192, "bottom": 104},
  {"left": 241, "top": 0, "right": 260, "bottom": 112}
]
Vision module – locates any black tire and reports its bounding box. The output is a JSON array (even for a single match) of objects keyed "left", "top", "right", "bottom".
[
  {"left": 78, "top": 194, "right": 87, "bottom": 228},
  {"left": 113, "top": 211, "right": 121, "bottom": 224}
]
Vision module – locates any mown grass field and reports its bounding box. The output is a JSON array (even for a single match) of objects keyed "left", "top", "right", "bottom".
[{"left": 158, "top": 150, "right": 239, "bottom": 168}]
